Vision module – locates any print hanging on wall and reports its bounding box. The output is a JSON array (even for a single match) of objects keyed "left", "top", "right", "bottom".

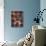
[{"left": 11, "top": 11, "right": 23, "bottom": 27}]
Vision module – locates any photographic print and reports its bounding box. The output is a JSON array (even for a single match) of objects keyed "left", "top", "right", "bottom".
[{"left": 11, "top": 11, "right": 23, "bottom": 27}]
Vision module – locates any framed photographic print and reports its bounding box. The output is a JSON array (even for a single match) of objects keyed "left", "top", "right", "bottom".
[{"left": 11, "top": 11, "right": 23, "bottom": 27}]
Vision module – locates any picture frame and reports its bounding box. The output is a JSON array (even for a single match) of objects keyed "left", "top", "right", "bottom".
[{"left": 11, "top": 11, "right": 23, "bottom": 27}]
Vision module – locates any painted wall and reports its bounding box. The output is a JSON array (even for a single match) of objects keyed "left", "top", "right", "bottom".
[
  {"left": 40, "top": 0, "right": 46, "bottom": 27},
  {"left": 40, "top": 0, "right": 46, "bottom": 45},
  {"left": 4, "top": 0, "right": 40, "bottom": 42}
]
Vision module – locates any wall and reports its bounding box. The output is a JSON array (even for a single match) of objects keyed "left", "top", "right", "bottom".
[
  {"left": 40, "top": 0, "right": 46, "bottom": 26},
  {"left": 4, "top": 0, "right": 40, "bottom": 42},
  {"left": 0, "top": 0, "right": 4, "bottom": 42},
  {"left": 40, "top": 0, "right": 46, "bottom": 45}
]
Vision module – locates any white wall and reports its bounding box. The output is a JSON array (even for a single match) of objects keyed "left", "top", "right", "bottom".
[{"left": 0, "top": 0, "right": 4, "bottom": 42}]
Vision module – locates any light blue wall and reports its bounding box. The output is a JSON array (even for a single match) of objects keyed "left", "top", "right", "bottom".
[
  {"left": 4, "top": 0, "right": 40, "bottom": 42},
  {"left": 40, "top": 0, "right": 46, "bottom": 27},
  {"left": 40, "top": 0, "right": 46, "bottom": 44}
]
